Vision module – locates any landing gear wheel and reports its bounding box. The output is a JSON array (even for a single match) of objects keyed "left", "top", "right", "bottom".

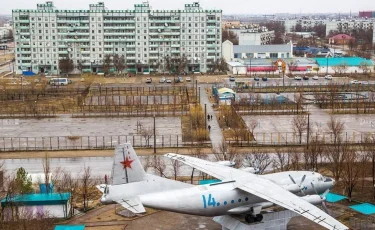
[
  {"left": 245, "top": 214, "right": 255, "bottom": 223},
  {"left": 255, "top": 214, "right": 263, "bottom": 222}
]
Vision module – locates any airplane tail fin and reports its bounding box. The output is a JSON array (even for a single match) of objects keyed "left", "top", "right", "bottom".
[{"left": 111, "top": 143, "right": 145, "bottom": 185}]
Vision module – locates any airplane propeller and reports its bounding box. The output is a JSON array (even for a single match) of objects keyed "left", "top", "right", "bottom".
[
  {"left": 311, "top": 182, "right": 330, "bottom": 214},
  {"left": 289, "top": 174, "right": 306, "bottom": 195}
]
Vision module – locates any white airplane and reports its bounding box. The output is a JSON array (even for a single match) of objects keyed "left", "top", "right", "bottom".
[{"left": 97, "top": 143, "right": 348, "bottom": 230}]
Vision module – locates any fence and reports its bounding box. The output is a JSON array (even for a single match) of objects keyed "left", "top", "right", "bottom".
[
  {"left": 0, "top": 131, "right": 374, "bottom": 152},
  {"left": 0, "top": 135, "right": 185, "bottom": 152},
  {"left": 235, "top": 82, "right": 375, "bottom": 93}
]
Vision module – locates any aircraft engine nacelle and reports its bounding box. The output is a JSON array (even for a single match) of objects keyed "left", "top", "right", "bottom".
[
  {"left": 282, "top": 184, "right": 301, "bottom": 194},
  {"left": 240, "top": 167, "right": 260, "bottom": 174},
  {"left": 300, "top": 195, "right": 323, "bottom": 205}
]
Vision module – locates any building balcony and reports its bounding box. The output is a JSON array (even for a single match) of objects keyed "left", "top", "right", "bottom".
[
  {"left": 127, "top": 56, "right": 136, "bottom": 59},
  {"left": 104, "top": 38, "right": 119, "bottom": 42},
  {"left": 104, "top": 50, "right": 114, "bottom": 54},
  {"left": 207, "top": 37, "right": 217, "bottom": 41},
  {"left": 206, "top": 26, "right": 216, "bottom": 29},
  {"left": 20, "top": 51, "right": 31, "bottom": 54},
  {"left": 207, "top": 31, "right": 216, "bottom": 35},
  {"left": 80, "top": 51, "right": 90, "bottom": 54},
  {"left": 149, "top": 26, "right": 164, "bottom": 29},
  {"left": 19, "top": 32, "right": 30, "bottom": 36},
  {"left": 171, "top": 44, "right": 180, "bottom": 47},
  {"left": 21, "top": 63, "right": 32, "bottom": 67},
  {"left": 171, "top": 50, "right": 180, "bottom": 53},
  {"left": 103, "top": 20, "right": 135, "bottom": 23},
  {"left": 149, "top": 44, "right": 159, "bottom": 47},
  {"left": 207, "top": 20, "right": 217, "bottom": 23},
  {"left": 20, "top": 44, "right": 31, "bottom": 48},
  {"left": 58, "top": 51, "right": 69, "bottom": 54},
  {"left": 21, "top": 57, "right": 32, "bottom": 60},
  {"left": 19, "top": 20, "right": 30, "bottom": 23},
  {"left": 126, "top": 51, "right": 136, "bottom": 54},
  {"left": 149, "top": 56, "right": 159, "bottom": 59},
  {"left": 207, "top": 44, "right": 216, "bottom": 47},
  {"left": 149, "top": 50, "right": 159, "bottom": 54},
  {"left": 18, "top": 26, "right": 30, "bottom": 29},
  {"left": 104, "top": 45, "right": 113, "bottom": 48},
  {"left": 126, "top": 44, "right": 136, "bottom": 48}
]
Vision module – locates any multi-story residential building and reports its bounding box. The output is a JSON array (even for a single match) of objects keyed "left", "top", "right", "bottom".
[
  {"left": 276, "top": 19, "right": 374, "bottom": 37},
  {"left": 12, "top": 1, "right": 222, "bottom": 74},
  {"left": 236, "top": 30, "right": 275, "bottom": 46}
]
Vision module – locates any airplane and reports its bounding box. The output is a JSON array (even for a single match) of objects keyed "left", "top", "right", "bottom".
[{"left": 97, "top": 143, "right": 348, "bottom": 230}]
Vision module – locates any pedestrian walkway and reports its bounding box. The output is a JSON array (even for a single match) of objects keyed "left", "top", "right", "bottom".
[{"left": 199, "top": 86, "right": 224, "bottom": 148}]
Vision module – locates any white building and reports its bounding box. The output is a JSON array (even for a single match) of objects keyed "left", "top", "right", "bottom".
[
  {"left": 222, "top": 40, "right": 293, "bottom": 62},
  {"left": 0, "top": 27, "right": 12, "bottom": 40},
  {"left": 12, "top": 1, "right": 222, "bottom": 74},
  {"left": 230, "top": 29, "right": 275, "bottom": 45},
  {"left": 276, "top": 18, "right": 374, "bottom": 38}
]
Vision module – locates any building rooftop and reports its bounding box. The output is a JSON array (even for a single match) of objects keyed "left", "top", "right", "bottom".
[
  {"left": 54, "top": 225, "right": 85, "bottom": 230},
  {"left": 1, "top": 193, "right": 71, "bottom": 207},
  {"left": 233, "top": 44, "right": 291, "bottom": 54}
]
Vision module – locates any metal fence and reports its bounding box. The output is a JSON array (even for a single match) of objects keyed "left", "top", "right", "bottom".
[{"left": 0, "top": 135, "right": 185, "bottom": 152}]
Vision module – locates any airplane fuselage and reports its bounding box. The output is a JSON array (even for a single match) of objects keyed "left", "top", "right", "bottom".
[{"left": 101, "top": 171, "right": 334, "bottom": 216}]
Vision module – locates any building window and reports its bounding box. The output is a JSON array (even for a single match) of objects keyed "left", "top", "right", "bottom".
[{"left": 270, "top": 53, "right": 278, "bottom": 58}]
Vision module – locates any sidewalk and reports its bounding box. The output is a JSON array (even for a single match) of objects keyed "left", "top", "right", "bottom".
[{"left": 199, "top": 86, "right": 224, "bottom": 149}]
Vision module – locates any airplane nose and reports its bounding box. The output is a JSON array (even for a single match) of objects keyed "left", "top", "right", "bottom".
[{"left": 100, "top": 196, "right": 106, "bottom": 203}]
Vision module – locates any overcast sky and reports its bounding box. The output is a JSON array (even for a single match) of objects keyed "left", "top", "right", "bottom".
[{"left": 2, "top": 0, "right": 374, "bottom": 15}]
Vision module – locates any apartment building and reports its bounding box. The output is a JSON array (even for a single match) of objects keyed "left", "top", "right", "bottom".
[
  {"left": 276, "top": 19, "right": 374, "bottom": 37},
  {"left": 12, "top": 1, "right": 222, "bottom": 74}
]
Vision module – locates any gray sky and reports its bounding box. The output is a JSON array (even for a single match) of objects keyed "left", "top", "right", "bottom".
[{"left": 2, "top": 0, "right": 374, "bottom": 15}]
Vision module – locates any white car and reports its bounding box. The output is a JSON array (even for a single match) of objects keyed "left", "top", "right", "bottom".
[
  {"left": 159, "top": 77, "right": 166, "bottom": 83},
  {"left": 146, "top": 78, "right": 152, "bottom": 83},
  {"left": 312, "top": 76, "right": 319, "bottom": 80},
  {"left": 294, "top": 76, "right": 302, "bottom": 80},
  {"left": 166, "top": 79, "right": 172, "bottom": 83},
  {"left": 186, "top": 77, "right": 191, "bottom": 82},
  {"left": 350, "top": 80, "right": 360, "bottom": 84},
  {"left": 325, "top": 75, "right": 333, "bottom": 80}
]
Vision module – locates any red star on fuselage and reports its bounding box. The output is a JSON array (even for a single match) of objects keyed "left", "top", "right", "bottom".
[{"left": 120, "top": 155, "right": 134, "bottom": 169}]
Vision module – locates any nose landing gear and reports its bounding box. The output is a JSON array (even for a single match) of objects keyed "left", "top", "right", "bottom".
[{"left": 245, "top": 214, "right": 263, "bottom": 223}]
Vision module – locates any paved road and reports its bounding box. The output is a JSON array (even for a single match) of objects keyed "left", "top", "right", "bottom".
[{"left": 199, "top": 86, "right": 224, "bottom": 148}]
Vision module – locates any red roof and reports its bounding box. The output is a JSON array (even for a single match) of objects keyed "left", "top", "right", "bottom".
[
  {"left": 289, "top": 66, "right": 308, "bottom": 71},
  {"left": 329, "top": 34, "right": 355, "bottom": 40},
  {"left": 247, "top": 66, "right": 277, "bottom": 72}
]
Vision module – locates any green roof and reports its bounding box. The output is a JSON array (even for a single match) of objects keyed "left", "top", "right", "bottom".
[
  {"left": 1, "top": 193, "right": 71, "bottom": 207},
  {"left": 54, "top": 225, "right": 85, "bottom": 230}
]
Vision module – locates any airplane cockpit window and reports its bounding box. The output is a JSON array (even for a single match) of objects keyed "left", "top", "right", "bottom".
[{"left": 324, "top": 177, "right": 332, "bottom": 182}]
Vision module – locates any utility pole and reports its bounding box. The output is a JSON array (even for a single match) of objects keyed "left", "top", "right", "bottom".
[
  {"left": 204, "top": 103, "right": 207, "bottom": 129},
  {"left": 198, "top": 86, "right": 201, "bottom": 104},
  {"left": 307, "top": 113, "right": 310, "bottom": 149},
  {"left": 153, "top": 114, "right": 156, "bottom": 154}
]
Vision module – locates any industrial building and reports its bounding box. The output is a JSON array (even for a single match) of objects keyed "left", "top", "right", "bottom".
[
  {"left": 359, "top": 11, "right": 375, "bottom": 18},
  {"left": 12, "top": 1, "right": 222, "bottom": 74}
]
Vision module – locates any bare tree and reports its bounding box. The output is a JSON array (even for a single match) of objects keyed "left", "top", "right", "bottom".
[
  {"left": 292, "top": 114, "right": 308, "bottom": 144},
  {"left": 59, "top": 57, "right": 74, "bottom": 74},
  {"left": 243, "top": 149, "right": 272, "bottom": 174},
  {"left": 359, "top": 61, "right": 370, "bottom": 75},
  {"left": 102, "top": 54, "right": 112, "bottom": 75},
  {"left": 326, "top": 116, "right": 345, "bottom": 144},
  {"left": 212, "top": 139, "right": 238, "bottom": 161},
  {"left": 303, "top": 137, "right": 323, "bottom": 171},
  {"left": 152, "top": 156, "right": 167, "bottom": 177},
  {"left": 273, "top": 148, "right": 291, "bottom": 172},
  {"left": 341, "top": 148, "right": 368, "bottom": 201},
  {"left": 138, "top": 125, "right": 154, "bottom": 147},
  {"left": 142, "top": 155, "right": 153, "bottom": 172},
  {"left": 170, "top": 159, "right": 182, "bottom": 181},
  {"left": 80, "top": 166, "right": 95, "bottom": 211}
]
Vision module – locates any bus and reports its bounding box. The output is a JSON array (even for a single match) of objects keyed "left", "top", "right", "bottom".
[{"left": 49, "top": 78, "right": 69, "bottom": 86}]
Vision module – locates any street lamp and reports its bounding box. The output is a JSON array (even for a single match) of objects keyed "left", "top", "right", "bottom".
[{"left": 278, "top": 61, "right": 284, "bottom": 87}]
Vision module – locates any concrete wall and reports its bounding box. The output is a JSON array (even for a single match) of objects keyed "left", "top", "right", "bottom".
[{"left": 222, "top": 40, "right": 234, "bottom": 62}]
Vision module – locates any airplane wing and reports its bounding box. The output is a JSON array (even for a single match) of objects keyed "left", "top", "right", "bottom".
[
  {"left": 165, "top": 153, "right": 244, "bottom": 180},
  {"left": 237, "top": 178, "right": 348, "bottom": 230},
  {"left": 116, "top": 197, "right": 146, "bottom": 214},
  {"left": 165, "top": 153, "right": 348, "bottom": 230}
]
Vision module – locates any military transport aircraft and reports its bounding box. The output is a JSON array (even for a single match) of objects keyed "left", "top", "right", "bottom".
[{"left": 97, "top": 143, "right": 348, "bottom": 230}]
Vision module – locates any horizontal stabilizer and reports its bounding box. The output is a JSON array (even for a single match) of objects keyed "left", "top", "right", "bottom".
[{"left": 116, "top": 197, "right": 146, "bottom": 214}]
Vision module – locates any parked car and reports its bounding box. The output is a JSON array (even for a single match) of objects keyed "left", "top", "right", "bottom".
[
  {"left": 312, "top": 76, "right": 319, "bottom": 80},
  {"left": 325, "top": 75, "right": 333, "bottom": 80},
  {"left": 361, "top": 81, "right": 369, "bottom": 85},
  {"left": 294, "top": 76, "right": 302, "bottom": 80},
  {"left": 159, "top": 77, "right": 166, "bottom": 83},
  {"left": 303, "top": 76, "right": 309, "bottom": 80},
  {"left": 350, "top": 80, "right": 360, "bottom": 84},
  {"left": 262, "top": 77, "right": 268, "bottom": 81},
  {"left": 186, "top": 77, "right": 191, "bottom": 82},
  {"left": 254, "top": 76, "right": 260, "bottom": 81},
  {"left": 229, "top": 76, "right": 235, "bottom": 81},
  {"left": 178, "top": 76, "right": 184, "bottom": 82},
  {"left": 146, "top": 78, "right": 152, "bottom": 83},
  {"left": 166, "top": 79, "right": 172, "bottom": 83}
]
